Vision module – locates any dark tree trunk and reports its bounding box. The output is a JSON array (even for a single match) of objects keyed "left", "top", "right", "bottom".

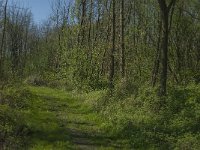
[
  {"left": 152, "top": 17, "right": 162, "bottom": 87},
  {"left": 0, "top": 0, "right": 8, "bottom": 79},
  {"left": 109, "top": 0, "right": 116, "bottom": 90},
  {"left": 120, "top": 0, "right": 125, "bottom": 78},
  {"left": 157, "top": 0, "right": 176, "bottom": 96},
  {"left": 160, "top": 9, "right": 169, "bottom": 96}
]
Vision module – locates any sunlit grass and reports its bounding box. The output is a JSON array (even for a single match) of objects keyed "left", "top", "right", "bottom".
[{"left": 17, "top": 86, "right": 126, "bottom": 149}]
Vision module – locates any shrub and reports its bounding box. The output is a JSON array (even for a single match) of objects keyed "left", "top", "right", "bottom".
[
  {"left": 0, "top": 87, "right": 33, "bottom": 109},
  {"left": 0, "top": 87, "right": 32, "bottom": 149},
  {"left": 174, "top": 133, "right": 200, "bottom": 150},
  {"left": 94, "top": 83, "right": 200, "bottom": 149},
  {"left": 0, "top": 105, "right": 29, "bottom": 149},
  {"left": 114, "top": 78, "right": 138, "bottom": 100}
]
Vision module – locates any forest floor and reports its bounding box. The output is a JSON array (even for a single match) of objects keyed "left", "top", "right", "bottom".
[{"left": 24, "top": 86, "right": 129, "bottom": 150}]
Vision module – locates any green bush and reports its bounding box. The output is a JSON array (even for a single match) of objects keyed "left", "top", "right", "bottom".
[
  {"left": 0, "top": 87, "right": 32, "bottom": 149},
  {"left": 95, "top": 84, "right": 200, "bottom": 149},
  {"left": 114, "top": 78, "right": 138, "bottom": 100},
  {"left": 0, "top": 87, "right": 33, "bottom": 109},
  {"left": 0, "top": 105, "right": 29, "bottom": 149},
  {"left": 174, "top": 133, "right": 200, "bottom": 150}
]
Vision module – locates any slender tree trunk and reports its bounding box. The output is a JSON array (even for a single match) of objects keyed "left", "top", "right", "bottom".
[
  {"left": 80, "top": 0, "right": 86, "bottom": 45},
  {"left": 88, "top": 0, "right": 93, "bottom": 65},
  {"left": 120, "top": 0, "right": 125, "bottom": 78},
  {"left": 160, "top": 11, "right": 169, "bottom": 96},
  {"left": 109, "top": 0, "right": 116, "bottom": 90},
  {"left": 152, "top": 17, "right": 162, "bottom": 87},
  {"left": 0, "top": 0, "right": 8, "bottom": 79}
]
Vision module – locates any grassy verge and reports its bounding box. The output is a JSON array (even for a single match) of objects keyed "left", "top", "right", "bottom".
[
  {"left": 1, "top": 85, "right": 131, "bottom": 149},
  {"left": 2, "top": 83, "right": 199, "bottom": 149}
]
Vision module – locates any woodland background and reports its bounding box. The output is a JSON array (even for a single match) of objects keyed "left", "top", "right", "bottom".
[{"left": 0, "top": 0, "right": 200, "bottom": 149}]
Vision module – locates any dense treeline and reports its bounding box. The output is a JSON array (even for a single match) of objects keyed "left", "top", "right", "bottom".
[
  {"left": 0, "top": 0, "right": 200, "bottom": 149},
  {"left": 0, "top": 0, "right": 199, "bottom": 91}
]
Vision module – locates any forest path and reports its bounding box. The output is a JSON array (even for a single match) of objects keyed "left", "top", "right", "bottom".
[{"left": 25, "top": 86, "right": 127, "bottom": 150}]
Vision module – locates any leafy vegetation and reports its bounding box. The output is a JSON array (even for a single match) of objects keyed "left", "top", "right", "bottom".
[
  {"left": 93, "top": 84, "right": 200, "bottom": 149},
  {"left": 0, "top": 0, "right": 200, "bottom": 149}
]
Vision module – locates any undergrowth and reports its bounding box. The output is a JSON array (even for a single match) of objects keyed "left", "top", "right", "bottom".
[
  {"left": 0, "top": 86, "right": 33, "bottom": 149},
  {"left": 84, "top": 83, "right": 200, "bottom": 149},
  {"left": 1, "top": 82, "right": 200, "bottom": 149}
]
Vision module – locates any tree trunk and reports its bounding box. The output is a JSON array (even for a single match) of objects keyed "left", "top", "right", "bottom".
[
  {"left": 157, "top": 0, "right": 176, "bottom": 96},
  {"left": 109, "top": 0, "right": 116, "bottom": 90},
  {"left": 120, "top": 0, "right": 125, "bottom": 78},
  {"left": 0, "top": 0, "right": 8, "bottom": 79}
]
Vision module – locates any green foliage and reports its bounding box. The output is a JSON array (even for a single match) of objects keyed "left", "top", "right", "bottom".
[
  {"left": 0, "top": 87, "right": 32, "bottom": 149},
  {"left": 0, "top": 0, "right": 200, "bottom": 148},
  {"left": 92, "top": 84, "right": 200, "bottom": 149},
  {"left": 174, "top": 133, "right": 200, "bottom": 150},
  {"left": 1, "top": 83, "right": 200, "bottom": 149},
  {"left": 113, "top": 78, "right": 139, "bottom": 100},
  {"left": 0, "top": 87, "right": 33, "bottom": 109},
  {"left": 0, "top": 105, "right": 30, "bottom": 149},
  {"left": 25, "top": 73, "right": 75, "bottom": 90}
]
